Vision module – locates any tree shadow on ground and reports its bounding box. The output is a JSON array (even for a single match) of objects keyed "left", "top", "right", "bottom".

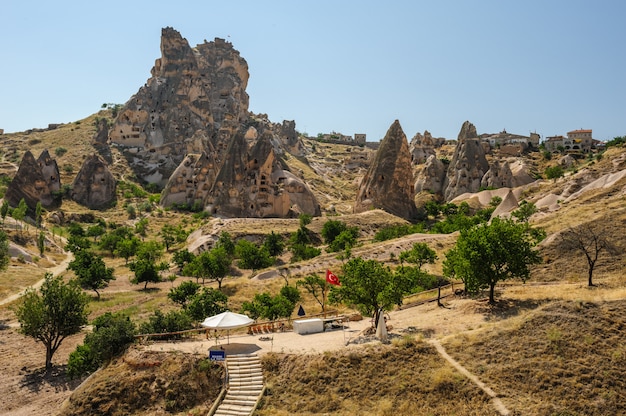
[
  {"left": 19, "top": 365, "right": 82, "bottom": 395},
  {"left": 477, "top": 298, "right": 546, "bottom": 321}
]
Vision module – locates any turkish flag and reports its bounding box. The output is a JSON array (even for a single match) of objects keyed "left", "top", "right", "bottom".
[{"left": 326, "top": 269, "right": 340, "bottom": 286}]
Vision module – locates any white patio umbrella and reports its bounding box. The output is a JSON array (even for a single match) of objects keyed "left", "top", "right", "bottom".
[{"left": 201, "top": 311, "right": 254, "bottom": 344}]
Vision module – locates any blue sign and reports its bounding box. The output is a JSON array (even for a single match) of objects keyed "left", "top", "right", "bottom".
[{"left": 209, "top": 350, "right": 226, "bottom": 361}]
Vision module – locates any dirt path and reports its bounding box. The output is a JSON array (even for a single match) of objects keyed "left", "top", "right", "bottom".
[
  {"left": 0, "top": 248, "right": 73, "bottom": 307},
  {"left": 429, "top": 339, "right": 510, "bottom": 415}
]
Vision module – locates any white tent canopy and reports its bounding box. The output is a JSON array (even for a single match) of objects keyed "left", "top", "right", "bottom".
[{"left": 201, "top": 311, "right": 254, "bottom": 330}]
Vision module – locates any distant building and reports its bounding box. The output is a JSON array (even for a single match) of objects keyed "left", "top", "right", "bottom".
[
  {"left": 545, "top": 129, "right": 595, "bottom": 153},
  {"left": 567, "top": 129, "right": 593, "bottom": 153},
  {"left": 354, "top": 133, "right": 366, "bottom": 145},
  {"left": 479, "top": 129, "right": 540, "bottom": 153},
  {"left": 544, "top": 135, "right": 565, "bottom": 152}
]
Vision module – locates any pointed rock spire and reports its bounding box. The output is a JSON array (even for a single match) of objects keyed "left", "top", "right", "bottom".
[{"left": 354, "top": 120, "right": 418, "bottom": 221}]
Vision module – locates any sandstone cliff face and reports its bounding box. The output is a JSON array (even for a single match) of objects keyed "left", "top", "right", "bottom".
[
  {"left": 71, "top": 154, "right": 116, "bottom": 209},
  {"left": 109, "top": 27, "right": 250, "bottom": 186},
  {"left": 6, "top": 150, "right": 61, "bottom": 212},
  {"left": 442, "top": 121, "right": 489, "bottom": 201},
  {"left": 481, "top": 159, "right": 514, "bottom": 189},
  {"left": 443, "top": 138, "right": 489, "bottom": 201},
  {"left": 159, "top": 150, "right": 218, "bottom": 209},
  {"left": 409, "top": 131, "right": 436, "bottom": 165},
  {"left": 354, "top": 120, "right": 418, "bottom": 221},
  {"left": 205, "top": 132, "right": 320, "bottom": 218},
  {"left": 414, "top": 155, "right": 447, "bottom": 194}
]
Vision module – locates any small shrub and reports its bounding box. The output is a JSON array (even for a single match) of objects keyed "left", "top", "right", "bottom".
[{"left": 55, "top": 147, "right": 68, "bottom": 157}]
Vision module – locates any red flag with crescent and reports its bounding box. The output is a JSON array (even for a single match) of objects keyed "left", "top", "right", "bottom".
[{"left": 326, "top": 269, "right": 340, "bottom": 286}]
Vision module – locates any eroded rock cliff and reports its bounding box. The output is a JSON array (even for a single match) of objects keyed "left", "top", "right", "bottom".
[{"left": 6, "top": 150, "right": 61, "bottom": 212}]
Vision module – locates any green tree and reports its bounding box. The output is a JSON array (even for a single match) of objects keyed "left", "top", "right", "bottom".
[
  {"left": 329, "top": 258, "right": 414, "bottom": 327},
  {"left": 186, "top": 287, "right": 229, "bottom": 324},
  {"left": 86, "top": 224, "right": 105, "bottom": 241},
  {"left": 64, "top": 235, "right": 92, "bottom": 253},
  {"left": 0, "top": 200, "right": 9, "bottom": 227},
  {"left": 67, "top": 312, "right": 136, "bottom": 379},
  {"left": 67, "top": 250, "right": 115, "bottom": 299},
  {"left": 67, "top": 222, "right": 85, "bottom": 237},
  {"left": 12, "top": 198, "right": 27, "bottom": 237},
  {"left": 280, "top": 284, "right": 301, "bottom": 306},
  {"left": 321, "top": 219, "right": 347, "bottom": 245},
  {"left": 168, "top": 280, "right": 201, "bottom": 309},
  {"left": 263, "top": 231, "right": 285, "bottom": 257},
  {"left": 173, "top": 249, "right": 195, "bottom": 271},
  {"left": 139, "top": 310, "right": 193, "bottom": 339},
  {"left": 235, "top": 240, "right": 274, "bottom": 272},
  {"left": 129, "top": 258, "right": 167, "bottom": 290},
  {"left": 14, "top": 274, "right": 89, "bottom": 370},
  {"left": 0, "top": 230, "right": 9, "bottom": 271},
  {"left": 511, "top": 201, "right": 538, "bottom": 223},
  {"left": 399, "top": 242, "right": 438, "bottom": 270},
  {"left": 134, "top": 217, "right": 149, "bottom": 237},
  {"left": 241, "top": 292, "right": 294, "bottom": 321},
  {"left": 545, "top": 165, "right": 564, "bottom": 180},
  {"left": 160, "top": 224, "right": 177, "bottom": 251},
  {"left": 37, "top": 231, "right": 46, "bottom": 257},
  {"left": 443, "top": 217, "right": 542, "bottom": 304},
  {"left": 296, "top": 275, "right": 330, "bottom": 312},
  {"left": 35, "top": 202, "right": 43, "bottom": 228},
  {"left": 327, "top": 228, "right": 359, "bottom": 253},
  {"left": 114, "top": 236, "right": 141, "bottom": 264},
  {"left": 289, "top": 243, "right": 321, "bottom": 262},
  {"left": 184, "top": 246, "right": 232, "bottom": 288},
  {"left": 217, "top": 231, "right": 235, "bottom": 256}
]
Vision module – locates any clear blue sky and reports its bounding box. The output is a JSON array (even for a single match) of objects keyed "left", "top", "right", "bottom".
[{"left": 2, "top": 0, "right": 625, "bottom": 141}]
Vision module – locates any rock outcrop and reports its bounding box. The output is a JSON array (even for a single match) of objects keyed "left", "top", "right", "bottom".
[
  {"left": 354, "top": 120, "right": 418, "bottom": 221},
  {"left": 70, "top": 154, "right": 117, "bottom": 209},
  {"left": 159, "top": 149, "right": 218, "bottom": 209},
  {"left": 409, "top": 131, "right": 437, "bottom": 165},
  {"left": 443, "top": 121, "right": 489, "bottom": 201},
  {"left": 207, "top": 132, "right": 320, "bottom": 217},
  {"left": 162, "top": 131, "right": 320, "bottom": 218},
  {"left": 481, "top": 159, "right": 514, "bottom": 189},
  {"left": 414, "top": 155, "right": 447, "bottom": 194},
  {"left": 109, "top": 27, "right": 250, "bottom": 186},
  {"left": 6, "top": 150, "right": 61, "bottom": 212},
  {"left": 457, "top": 120, "right": 478, "bottom": 141}
]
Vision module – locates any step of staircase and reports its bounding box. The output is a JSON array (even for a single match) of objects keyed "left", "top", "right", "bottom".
[{"left": 212, "top": 353, "right": 264, "bottom": 416}]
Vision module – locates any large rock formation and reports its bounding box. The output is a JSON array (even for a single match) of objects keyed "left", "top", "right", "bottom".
[
  {"left": 159, "top": 149, "right": 218, "bottom": 209},
  {"left": 6, "top": 150, "right": 61, "bottom": 212},
  {"left": 443, "top": 121, "right": 490, "bottom": 201},
  {"left": 71, "top": 154, "right": 117, "bottom": 209},
  {"left": 109, "top": 27, "right": 250, "bottom": 186},
  {"left": 481, "top": 159, "right": 514, "bottom": 189},
  {"left": 354, "top": 120, "right": 418, "bottom": 221},
  {"left": 207, "top": 132, "right": 320, "bottom": 217},
  {"left": 414, "top": 155, "right": 447, "bottom": 194},
  {"left": 409, "top": 131, "right": 437, "bottom": 165},
  {"left": 162, "top": 131, "right": 320, "bottom": 218}
]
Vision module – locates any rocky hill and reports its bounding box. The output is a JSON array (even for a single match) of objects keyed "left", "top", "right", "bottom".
[{"left": 0, "top": 26, "right": 625, "bottom": 416}]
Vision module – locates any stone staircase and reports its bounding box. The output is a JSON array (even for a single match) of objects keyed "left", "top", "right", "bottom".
[{"left": 213, "top": 353, "right": 264, "bottom": 416}]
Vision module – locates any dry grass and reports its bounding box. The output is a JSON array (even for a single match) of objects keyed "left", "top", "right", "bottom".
[
  {"left": 442, "top": 299, "right": 626, "bottom": 416},
  {"left": 259, "top": 340, "right": 495, "bottom": 416},
  {"left": 57, "top": 348, "right": 223, "bottom": 416}
]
